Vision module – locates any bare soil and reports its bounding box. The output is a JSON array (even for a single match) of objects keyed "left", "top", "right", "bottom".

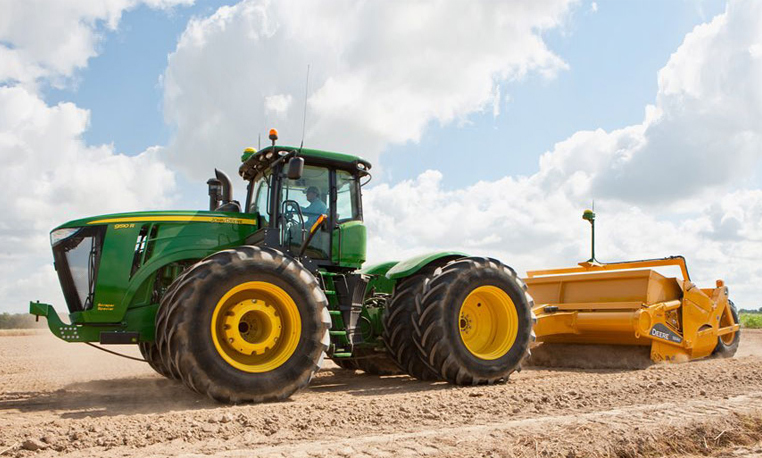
[{"left": 1, "top": 330, "right": 761, "bottom": 457}]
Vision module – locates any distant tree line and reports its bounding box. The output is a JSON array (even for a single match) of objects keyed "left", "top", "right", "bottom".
[
  {"left": 739, "top": 307, "right": 762, "bottom": 314},
  {"left": 0, "top": 312, "right": 45, "bottom": 329}
]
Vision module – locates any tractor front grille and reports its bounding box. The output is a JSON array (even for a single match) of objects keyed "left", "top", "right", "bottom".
[{"left": 52, "top": 226, "right": 106, "bottom": 312}]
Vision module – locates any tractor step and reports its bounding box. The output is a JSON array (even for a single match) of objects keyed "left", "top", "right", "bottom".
[{"left": 99, "top": 331, "right": 140, "bottom": 345}]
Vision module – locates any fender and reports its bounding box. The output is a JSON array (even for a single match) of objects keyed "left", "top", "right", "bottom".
[
  {"left": 385, "top": 251, "right": 466, "bottom": 280},
  {"left": 360, "top": 260, "right": 398, "bottom": 276},
  {"left": 361, "top": 261, "right": 399, "bottom": 295}
]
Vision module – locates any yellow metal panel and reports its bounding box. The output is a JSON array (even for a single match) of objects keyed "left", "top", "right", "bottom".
[
  {"left": 534, "top": 310, "right": 640, "bottom": 342},
  {"left": 526, "top": 269, "right": 682, "bottom": 306},
  {"left": 575, "top": 312, "right": 636, "bottom": 333},
  {"left": 546, "top": 302, "right": 643, "bottom": 311},
  {"left": 526, "top": 257, "right": 691, "bottom": 282},
  {"left": 645, "top": 272, "right": 682, "bottom": 304},
  {"left": 717, "top": 324, "right": 740, "bottom": 336}
]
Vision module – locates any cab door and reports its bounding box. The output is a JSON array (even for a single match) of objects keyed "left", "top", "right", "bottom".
[{"left": 332, "top": 169, "right": 366, "bottom": 268}]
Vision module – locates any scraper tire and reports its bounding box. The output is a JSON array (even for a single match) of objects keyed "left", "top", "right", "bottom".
[{"left": 713, "top": 301, "right": 741, "bottom": 358}]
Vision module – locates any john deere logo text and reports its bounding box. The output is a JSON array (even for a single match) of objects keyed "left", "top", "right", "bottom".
[{"left": 649, "top": 323, "right": 683, "bottom": 343}]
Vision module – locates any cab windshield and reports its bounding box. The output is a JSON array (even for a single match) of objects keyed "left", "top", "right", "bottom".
[{"left": 281, "top": 166, "right": 331, "bottom": 258}]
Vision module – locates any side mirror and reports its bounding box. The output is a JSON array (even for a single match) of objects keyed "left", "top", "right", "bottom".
[{"left": 287, "top": 156, "right": 304, "bottom": 180}]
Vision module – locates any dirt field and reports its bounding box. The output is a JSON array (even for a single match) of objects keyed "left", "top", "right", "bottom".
[{"left": 1, "top": 330, "right": 761, "bottom": 458}]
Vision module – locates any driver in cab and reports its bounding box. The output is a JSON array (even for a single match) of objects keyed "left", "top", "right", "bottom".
[{"left": 302, "top": 186, "right": 327, "bottom": 227}]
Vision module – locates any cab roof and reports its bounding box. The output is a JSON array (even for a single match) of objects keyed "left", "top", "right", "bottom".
[{"left": 239, "top": 145, "right": 371, "bottom": 181}]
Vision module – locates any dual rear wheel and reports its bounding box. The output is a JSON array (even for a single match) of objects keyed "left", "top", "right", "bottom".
[{"left": 385, "top": 257, "right": 534, "bottom": 385}]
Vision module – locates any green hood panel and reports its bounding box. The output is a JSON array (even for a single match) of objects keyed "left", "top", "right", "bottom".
[
  {"left": 51, "top": 210, "right": 259, "bottom": 325},
  {"left": 385, "top": 252, "right": 466, "bottom": 280},
  {"left": 54, "top": 210, "right": 257, "bottom": 230}
]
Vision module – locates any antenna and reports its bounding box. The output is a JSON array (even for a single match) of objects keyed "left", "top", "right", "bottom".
[
  {"left": 582, "top": 204, "right": 598, "bottom": 265},
  {"left": 299, "top": 64, "right": 311, "bottom": 150},
  {"left": 258, "top": 134, "right": 261, "bottom": 150}
]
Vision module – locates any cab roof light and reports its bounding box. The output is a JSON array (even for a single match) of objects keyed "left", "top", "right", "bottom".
[{"left": 269, "top": 128, "right": 278, "bottom": 146}]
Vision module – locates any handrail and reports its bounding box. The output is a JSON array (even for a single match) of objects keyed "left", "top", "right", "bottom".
[{"left": 526, "top": 255, "right": 691, "bottom": 281}]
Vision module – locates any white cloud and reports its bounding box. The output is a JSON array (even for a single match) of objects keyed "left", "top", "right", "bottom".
[
  {"left": 264, "top": 93, "right": 293, "bottom": 117},
  {"left": 161, "top": 0, "right": 573, "bottom": 180},
  {"left": 491, "top": 86, "right": 502, "bottom": 118},
  {"left": 0, "top": 85, "right": 177, "bottom": 310},
  {"left": 0, "top": 0, "right": 193, "bottom": 88},
  {"left": 0, "top": 0, "right": 191, "bottom": 311},
  {"left": 364, "top": 0, "right": 762, "bottom": 308},
  {"left": 589, "top": 1, "right": 762, "bottom": 204}
]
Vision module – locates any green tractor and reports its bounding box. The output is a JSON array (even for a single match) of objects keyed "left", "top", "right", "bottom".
[{"left": 31, "top": 130, "right": 534, "bottom": 403}]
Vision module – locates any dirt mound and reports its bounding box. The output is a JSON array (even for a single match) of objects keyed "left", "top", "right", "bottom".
[{"left": 527, "top": 343, "right": 653, "bottom": 369}]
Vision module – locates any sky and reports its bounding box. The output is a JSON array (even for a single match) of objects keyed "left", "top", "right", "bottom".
[{"left": 1, "top": 0, "right": 761, "bottom": 313}]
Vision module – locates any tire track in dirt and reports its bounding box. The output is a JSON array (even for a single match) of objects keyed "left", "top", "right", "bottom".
[
  {"left": 0, "top": 331, "right": 760, "bottom": 457},
  {"left": 197, "top": 394, "right": 762, "bottom": 458}
]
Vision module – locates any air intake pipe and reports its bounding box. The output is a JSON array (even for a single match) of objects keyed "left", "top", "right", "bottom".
[{"left": 214, "top": 169, "right": 234, "bottom": 205}]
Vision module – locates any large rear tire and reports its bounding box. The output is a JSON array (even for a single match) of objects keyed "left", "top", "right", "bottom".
[
  {"left": 713, "top": 300, "right": 741, "bottom": 358},
  {"left": 149, "top": 265, "right": 196, "bottom": 380},
  {"left": 138, "top": 341, "right": 176, "bottom": 379},
  {"left": 413, "top": 257, "right": 533, "bottom": 385},
  {"left": 383, "top": 274, "right": 441, "bottom": 381},
  {"left": 155, "top": 246, "right": 330, "bottom": 404}
]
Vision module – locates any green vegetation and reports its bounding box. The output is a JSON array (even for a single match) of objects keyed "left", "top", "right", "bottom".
[
  {"left": 740, "top": 312, "right": 762, "bottom": 329},
  {"left": 0, "top": 312, "right": 44, "bottom": 330}
]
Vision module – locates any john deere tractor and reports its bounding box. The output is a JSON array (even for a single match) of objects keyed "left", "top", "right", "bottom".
[{"left": 31, "top": 129, "right": 534, "bottom": 403}]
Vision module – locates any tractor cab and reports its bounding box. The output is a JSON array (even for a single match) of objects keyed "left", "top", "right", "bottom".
[{"left": 227, "top": 131, "right": 371, "bottom": 272}]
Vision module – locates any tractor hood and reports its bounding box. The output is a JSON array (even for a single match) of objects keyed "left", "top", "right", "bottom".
[
  {"left": 46, "top": 209, "right": 259, "bottom": 325},
  {"left": 51, "top": 210, "right": 257, "bottom": 231}
]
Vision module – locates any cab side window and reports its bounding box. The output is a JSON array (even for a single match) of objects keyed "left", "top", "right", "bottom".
[
  {"left": 252, "top": 175, "right": 271, "bottom": 225},
  {"left": 336, "top": 170, "right": 360, "bottom": 223}
]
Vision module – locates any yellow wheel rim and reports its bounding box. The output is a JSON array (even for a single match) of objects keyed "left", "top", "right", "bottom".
[
  {"left": 720, "top": 307, "right": 736, "bottom": 345},
  {"left": 458, "top": 285, "right": 518, "bottom": 360},
  {"left": 721, "top": 331, "right": 735, "bottom": 345},
  {"left": 210, "top": 281, "right": 301, "bottom": 373}
]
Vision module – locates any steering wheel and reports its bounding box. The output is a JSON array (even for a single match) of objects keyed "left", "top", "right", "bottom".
[{"left": 280, "top": 200, "right": 305, "bottom": 246}]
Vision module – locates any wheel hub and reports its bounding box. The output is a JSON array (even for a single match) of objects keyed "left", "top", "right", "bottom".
[
  {"left": 222, "top": 299, "right": 282, "bottom": 356},
  {"left": 210, "top": 281, "right": 301, "bottom": 373},
  {"left": 458, "top": 285, "right": 518, "bottom": 360}
]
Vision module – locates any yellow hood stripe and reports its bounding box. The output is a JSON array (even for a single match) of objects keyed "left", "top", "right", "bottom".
[{"left": 88, "top": 216, "right": 257, "bottom": 225}]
